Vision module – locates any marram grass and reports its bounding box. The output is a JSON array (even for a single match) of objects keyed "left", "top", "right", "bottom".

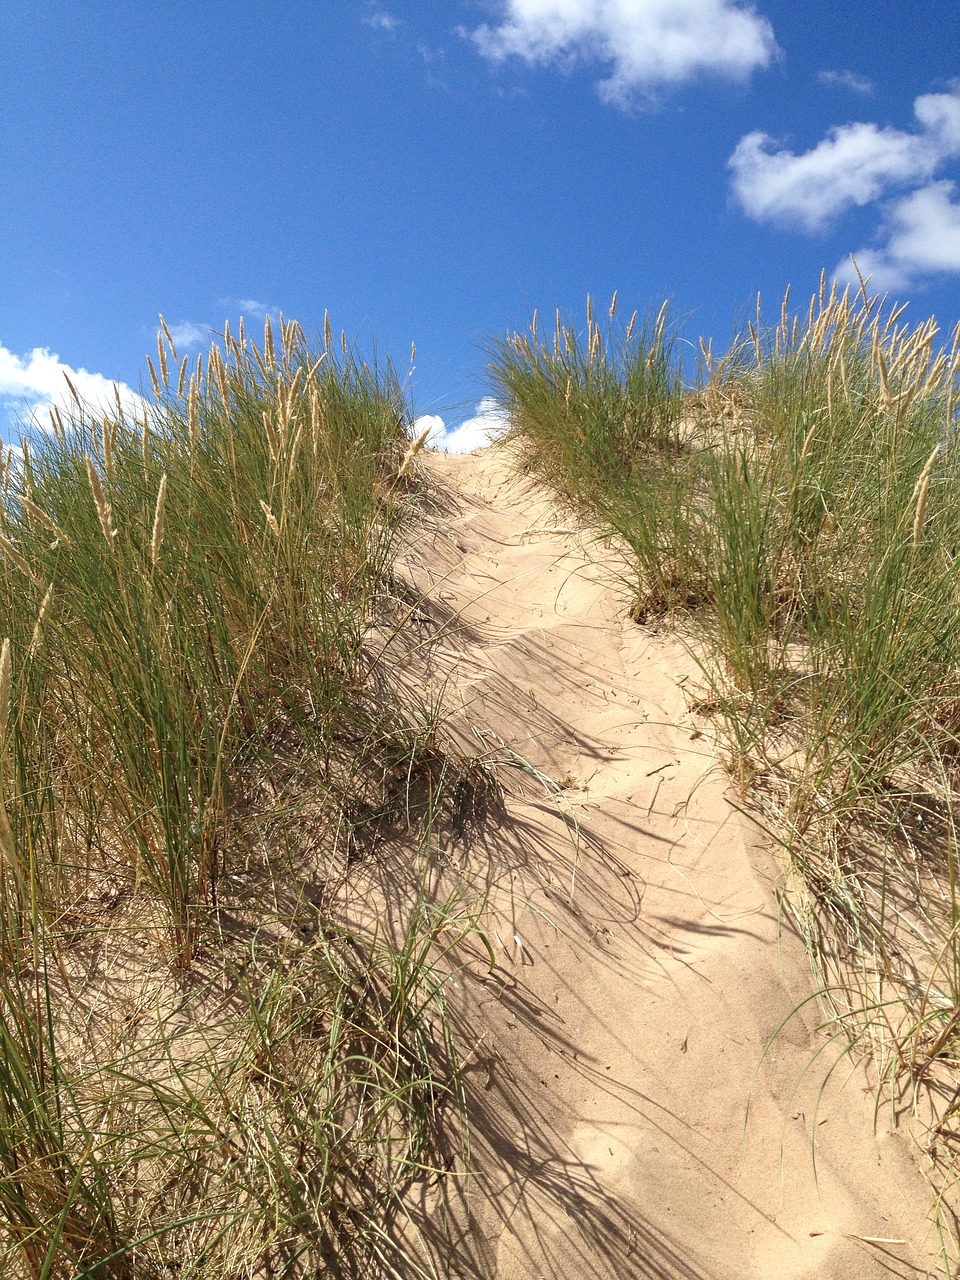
[{"left": 0, "top": 316, "right": 488, "bottom": 1277}]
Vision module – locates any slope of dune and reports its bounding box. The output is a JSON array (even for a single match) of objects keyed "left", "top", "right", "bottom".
[{"left": 399, "top": 443, "right": 943, "bottom": 1280}]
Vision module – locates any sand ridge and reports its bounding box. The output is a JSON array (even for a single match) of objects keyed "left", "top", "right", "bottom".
[{"left": 402, "top": 445, "right": 941, "bottom": 1279}]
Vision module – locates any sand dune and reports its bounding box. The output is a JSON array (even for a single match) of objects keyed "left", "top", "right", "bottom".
[{"left": 402, "top": 445, "right": 942, "bottom": 1279}]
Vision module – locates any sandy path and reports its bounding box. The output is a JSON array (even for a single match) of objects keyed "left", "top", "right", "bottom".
[{"left": 404, "top": 446, "right": 941, "bottom": 1280}]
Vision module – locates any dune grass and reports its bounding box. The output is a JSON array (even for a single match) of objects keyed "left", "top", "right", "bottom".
[
  {"left": 488, "top": 279, "right": 960, "bottom": 1243},
  {"left": 8, "top": 281, "right": 960, "bottom": 1271},
  {"left": 0, "top": 317, "right": 486, "bottom": 1277}
]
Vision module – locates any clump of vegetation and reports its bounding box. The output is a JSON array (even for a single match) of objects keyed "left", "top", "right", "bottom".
[
  {"left": 489, "top": 278, "right": 960, "bottom": 1248},
  {"left": 0, "top": 316, "right": 483, "bottom": 1277}
]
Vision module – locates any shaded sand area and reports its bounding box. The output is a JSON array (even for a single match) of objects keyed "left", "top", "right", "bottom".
[{"left": 399, "top": 445, "right": 944, "bottom": 1279}]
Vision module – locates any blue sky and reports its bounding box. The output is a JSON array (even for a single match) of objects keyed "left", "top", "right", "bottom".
[{"left": 2, "top": 1, "right": 959, "bottom": 450}]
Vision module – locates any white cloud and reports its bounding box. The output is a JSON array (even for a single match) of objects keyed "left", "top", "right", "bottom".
[
  {"left": 416, "top": 413, "right": 447, "bottom": 445},
  {"left": 729, "top": 88, "right": 960, "bottom": 232},
  {"left": 834, "top": 249, "right": 908, "bottom": 294},
  {"left": 915, "top": 89, "right": 960, "bottom": 151},
  {"left": 817, "top": 69, "right": 873, "bottom": 95},
  {"left": 417, "top": 399, "right": 510, "bottom": 454},
  {"left": 366, "top": 9, "right": 399, "bottom": 30},
  {"left": 0, "top": 342, "right": 144, "bottom": 435},
  {"left": 469, "top": 0, "right": 777, "bottom": 106},
  {"left": 166, "top": 321, "right": 209, "bottom": 350},
  {"left": 837, "top": 180, "right": 960, "bottom": 292},
  {"left": 220, "top": 298, "right": 283, "bottom": 325},
  {"left": 236, "top": 298, "right": 276, "bottom": 319}
]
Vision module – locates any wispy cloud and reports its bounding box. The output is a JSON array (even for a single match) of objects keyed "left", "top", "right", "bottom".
[
  {"left": 817, "top": 69, "right": 873, "bottom": 95},
  {"left": 365, "top": 9, "right": 400, "bottom": 31},
  {"left": 417, "top": 399, "right": 510, "bottom": 454},
  {"left": 235, "top": 298, "right": 280, "bottom": 320},
  {"left": 468, "top": 0, "right": 777, "bottom": 107},
  {"left": 166, "top": 321, "right": 209, "bottom": 350},
  {"left": 0, "top": 342, "right": 143, "bottom": 436},
  {"left": 729, "top": 88, "right": 960, "bottom": 232}
]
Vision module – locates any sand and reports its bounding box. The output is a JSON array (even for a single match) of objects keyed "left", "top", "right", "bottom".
[{"left": 398, "top": 444, "right": 943, "bottom": 1279}]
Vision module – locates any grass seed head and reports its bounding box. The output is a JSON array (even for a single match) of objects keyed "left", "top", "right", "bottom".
[
  {"left": 146, "top": 354, "right": 162, "bottom": 401},
  {"left": 797, "top": 420, "right": 818, "bottom": 466},
  {"left": 589, "top": 322, "right": 602, "bottom": 361},
  {"left": 261, "top": 411, "right": 278, "bottom": 462},
  {"left": 211, "top": 346, "right": 230, "bottom": 405},
  {"left": 157, "top": 329, "right": 169, "bottom": 389},
  {"left": 911, "top": 444, "right": 940, "bottom": 553},
  {"left": 28, "top": 585, "right": 53, "bottom": 660},
  {"left": 63, "top": 372, "right": 83, "bottom": 408},
  {"left": 654, "top": 299, "right": 669, "bottom": 342},
  {"left": 877, "top": 346, "right": 894, "bottom": 413},
  {"left": 0, "top": 534, "right": 42, "bottom": 588},
  {"left": 20, "top": 497, "right": 63, "bottom": 542},
  {"left": 259, "top": 499, "right": 280, "bottom": 537},
  {"left": 150, "top": 474, "right": 168, "bottom": 567},
  {"left": 397, "top": 424, "right": 432, "bottom": 479},
  {"left": 85, "top": 456, "right": 116, "bottom": 549},
  {"left": 159, "top": 314, "right": 177, "bottom": 361}
]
